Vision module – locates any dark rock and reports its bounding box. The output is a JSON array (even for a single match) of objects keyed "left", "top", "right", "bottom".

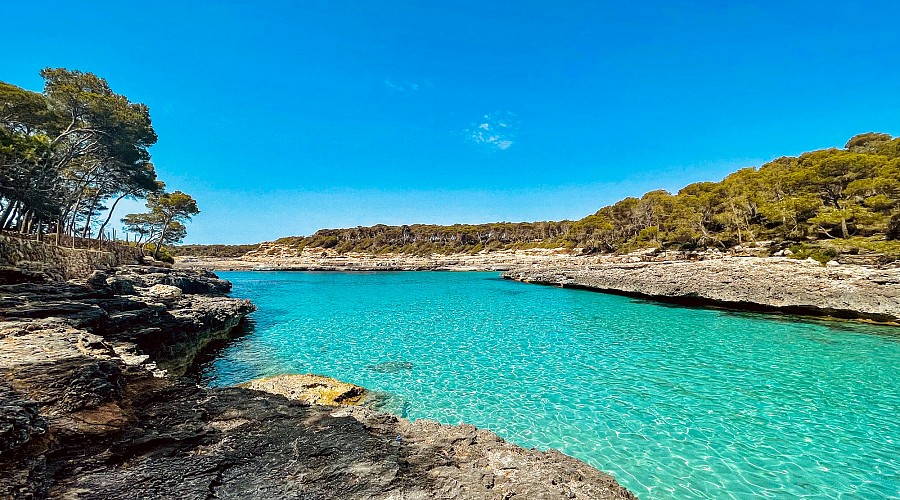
[
  {"left": 115, "top": 265, "right": 232, "bottom": 294},
  {"left": 47, "top": 383, "right": 635, "bottom": 500},
  {"left": 368, "top": 360, "right": 415, "bottom": 373},
  {"left": 56, "top": 360, "right": 124, "bottom": 412},
  {"left": 0, "top": 266, "right": 50, "bottom": 285},
  {"left": 0, "top": 386, "right": 48, "bottom": 454},
  {"left": 105, "top": 276, "right": 136, "bottom": 295}
]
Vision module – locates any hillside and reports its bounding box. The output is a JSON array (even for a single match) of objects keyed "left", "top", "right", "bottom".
[{"left": 177, "top": 133, "right": 900, "bottom": 261}]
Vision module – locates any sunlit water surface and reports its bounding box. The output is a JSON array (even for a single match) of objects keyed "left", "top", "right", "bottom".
[{"left": 197, "top": 271, "right": 900, "bottom": 499}]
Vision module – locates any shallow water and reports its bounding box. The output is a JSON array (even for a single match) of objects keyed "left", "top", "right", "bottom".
[{"left": 199, "top": 271, "right": 900, "bottom": 499}]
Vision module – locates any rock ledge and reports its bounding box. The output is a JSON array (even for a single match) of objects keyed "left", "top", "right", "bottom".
[{"left": 504, "top": 257, "right": 900, "bottom": 323}]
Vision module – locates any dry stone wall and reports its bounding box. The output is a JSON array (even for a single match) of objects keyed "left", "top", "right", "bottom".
[{"left": 0, "top": 233, "right": 141, "bottom": 280}]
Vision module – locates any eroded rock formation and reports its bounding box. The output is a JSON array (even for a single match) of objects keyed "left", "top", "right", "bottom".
[
  {"left": 0, "top": 263, "right": 636, "bottom": 499},
  {"left": 504, "top": 257, "right": 900, "bottom": 323}
]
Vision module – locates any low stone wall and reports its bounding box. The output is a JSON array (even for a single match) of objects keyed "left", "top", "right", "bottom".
[{"left": 0, "top": 233, "right": 141, "bottom": 280}]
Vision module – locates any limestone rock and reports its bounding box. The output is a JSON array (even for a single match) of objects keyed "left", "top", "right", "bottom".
[
  {"left": 240, "top": 373, "right": 366, "bottom": 406},
  {"left": 504, "top": 257, "right": 900, "bottom": 323},
  {"left": 146, "top": 284, "right": 182, "bottom": 300},
  {"left": 104, "top": 276, "right": 136, "bottom": 295}
]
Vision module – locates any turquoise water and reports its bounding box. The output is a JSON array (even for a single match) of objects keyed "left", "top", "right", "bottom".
[{"left": 200, "top": 271, "right": 900, "bottom": 499}]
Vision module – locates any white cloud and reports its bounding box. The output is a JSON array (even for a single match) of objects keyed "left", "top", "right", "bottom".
[
  {"left": 383, "top": 78, "right": 420, "bottom": 92},
  {"left": 466, "top": 112, "right": 517, "bottom": 151}
]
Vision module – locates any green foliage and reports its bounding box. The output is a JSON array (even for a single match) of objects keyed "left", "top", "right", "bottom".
[
  {"left": 123, "top": 190, "right": 199, "bottom": 259},
  {"left": 272, "top": 221, "right": 575, "bottom": 255},
  {"left": 142, "top": 243, "right": 175, "bottom": 263},
  {"left": 1, "top": 68, "right": 164, "bottom": 238},
  {"left": 819, "top": 237, "right": 900, "bottom": 261},
  {"left": 564, "top": 133, "right": 900, "bottom": 258},
  {"left": 169, "top": 244, "right": 259, "bottom": 257},
  {"left": 787, "top": 244, "right": 838, "bottom": 264}
]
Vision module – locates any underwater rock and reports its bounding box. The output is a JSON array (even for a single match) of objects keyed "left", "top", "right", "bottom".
[{"left": 367, "top": 360, "right": 415, "bottom": 373}]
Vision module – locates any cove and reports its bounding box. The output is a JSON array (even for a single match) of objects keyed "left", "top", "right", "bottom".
[{"left": 197, "top": 271, "right": 900, "bottom": 499}]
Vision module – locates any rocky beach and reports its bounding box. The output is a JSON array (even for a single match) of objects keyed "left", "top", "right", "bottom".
[{"left": 0, "top": 236, "right": 635, "bottom": 499}]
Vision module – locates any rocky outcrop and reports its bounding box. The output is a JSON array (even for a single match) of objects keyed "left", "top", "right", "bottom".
[
  {"left": 1, "top": 266, "right": 255, "bottom": 378},
  {"left": 0, "top": 264, "right": 256, "bottom": 498},
  {"left": 43, "top": 381, "right": 634, "bottom": 500},
  {"left": 0, "top": 263, "right": 636, "bottom": 499},
  {"left": 504, "top": 257, "right": 900, "bottom": 323},
  {"left": 240, "top": 373, "right": 367, "bottom": 406}
]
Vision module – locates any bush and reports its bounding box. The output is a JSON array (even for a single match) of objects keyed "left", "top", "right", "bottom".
[
  {"left": 888, "top": 214, "right": 900, "bottom": 240},
  {"left": 143, "top": 243, "right": 175, "bottom": 263},
  {"left": 788, "top": 244, "right": 837, "bottom": 264}
]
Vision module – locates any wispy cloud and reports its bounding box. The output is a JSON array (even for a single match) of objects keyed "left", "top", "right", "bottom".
[
  {"left": 383, "top": 78, "right": 420, "bottom": 92},
  {"left": 466, "top": 112, "right": 517, "bottom": 151}
]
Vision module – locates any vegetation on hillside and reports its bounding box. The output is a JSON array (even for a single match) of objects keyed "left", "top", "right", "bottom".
[
  {"left": 0, "top": 69, "right": 199, "bottom": 258},
  {"left": 263, "top": 133, "right": 900, "bottom": 259},
  {"left": 570, "top": 132, "right": 899, "bottom": 253},
  {"left": 271, "top": 221, "right": 575, "bottom": 256},
  {"left": 169, "top": 244, "right": 260, "bottom": 258}
]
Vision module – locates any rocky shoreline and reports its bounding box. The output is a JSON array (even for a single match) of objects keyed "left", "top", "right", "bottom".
[
  {"left": 175, "top": 247, "right": 594, "bottom": 272},
  {"left": 503, "top": 256, "right": 900, "bottom": 324},
  {"left": 0, "top": 261, "right": 635, "bottom": 499},
  {"left": 179, "top": 244, "right": 900, "bottom": 324}
]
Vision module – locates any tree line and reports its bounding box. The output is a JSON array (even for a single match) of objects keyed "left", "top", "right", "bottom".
[
  {"left": 569, "top": 132, "right": 899, "bottom": 254},
  {"left": 271, "top": 221, "right": 575, "bottom": 256},
  {"left": 0, "top": 69, "right": 198, "bottom": 259},
  {"left": 266, "top": 133, "right": 899, "bottom": 259},
  {"left": 170, "top": 244, "right": 260, "bottom": 258}
]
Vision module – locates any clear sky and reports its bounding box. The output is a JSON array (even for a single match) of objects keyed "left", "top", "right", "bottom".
[{"left": 3, "top": 1, "right": 899, "bottom": 244}]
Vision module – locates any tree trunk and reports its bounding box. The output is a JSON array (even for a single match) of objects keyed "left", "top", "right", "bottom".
[
  {"left": 81, "top": 190, "right": 105, "bottom": 239},
  {"left": 68, "top": 196, "right": 81, "bottom": 237},
  {"left": 21, "top": 211, "right": 34, "bottom": 234},
  {"left": 0, "top": 200, "right": 17, "bottom": 230},
  {"left": 96, "top": 193, "right": 128, "bottom": 240},
  {"left": 153, "top": 216, "right": 174, "bottom": 259},
  {"left": 18, "top": 210, "right": 29, "bottom": 233}
]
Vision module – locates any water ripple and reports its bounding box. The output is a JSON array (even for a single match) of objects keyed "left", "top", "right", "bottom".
[{"left": 198, "top": 271, "right": 900, "bottom": 499}]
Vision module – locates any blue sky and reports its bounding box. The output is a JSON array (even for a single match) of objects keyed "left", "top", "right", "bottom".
[{"left": 3, "top": 1, "right": 899, "bottom": 243}]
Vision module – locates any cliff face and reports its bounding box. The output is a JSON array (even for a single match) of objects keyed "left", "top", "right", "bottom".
[
  {"left": 0, "top": 264, "right": 256, "bottom": 498},
  {"left": 504, "top": 257, "right": 900, "bottom": 323},
  {"left": 0, "top": 262, "right": 636, "bottom": 499}
]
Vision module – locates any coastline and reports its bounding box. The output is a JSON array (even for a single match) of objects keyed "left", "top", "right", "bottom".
[
  {"left": 174, "top": 247, "right": 595, "bottom": 272},
  {"left": 177, "top": 248, "right": 900, "bottom": 325},
  {"left": 502, "top": 257, "right": 900, "bottom": 325},
  {"left": 0, "top": 248, "right": 635, "bottom": 498}
]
